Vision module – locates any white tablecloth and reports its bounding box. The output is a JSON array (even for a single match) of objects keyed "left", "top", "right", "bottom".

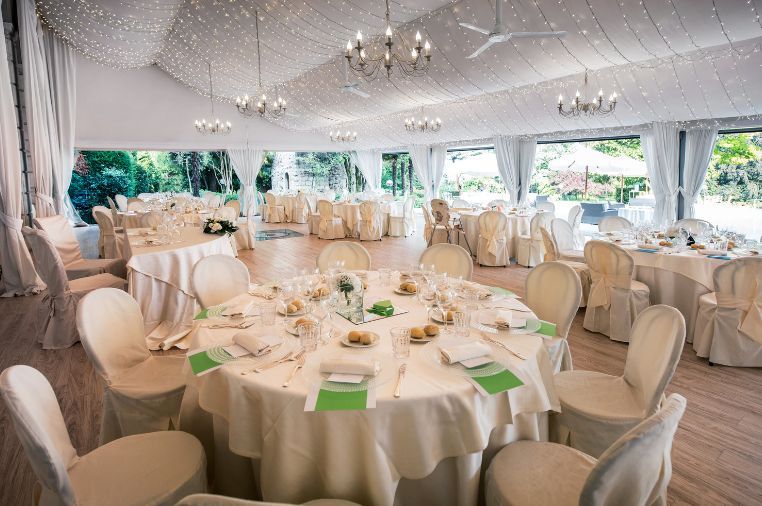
[
  {"left": 458, "top": 212, "right": 531, "bottom": 258},
  {"left": 119, "top": 210, "right": 213, "bottom": 229},
  {"left": 618, "top": 206, "right": 654, "bottom": 225},
  {"left": 180, "top": 278, "right": 558, "bottom": 506},
  {"left": 332, "top": 202, "right": 396, "bottom": 238}
]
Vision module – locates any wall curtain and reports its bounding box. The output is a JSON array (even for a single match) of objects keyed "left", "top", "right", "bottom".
[
  {"left": 642, "top": 122, "right": 680, "bottom": 226},
  {"left": 350, "top": 150, "right": 382, "bottom": 191},
  {"left": 681, "top": 128, "right": 718, "bottom": 219},
  {"left": 409, "top": 145, "right": 446, "bottom": 202},
  {"left": 227, "top": 147, "right": 265, "bottom": 217},
  {"left": 494, "top": 135, "right": 537, "bottom": 206}
]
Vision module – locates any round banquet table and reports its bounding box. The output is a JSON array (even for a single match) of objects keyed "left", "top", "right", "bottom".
[
  {"left": 179, "top": 275, "right": 559, "bottom": 506},
  {"left": 332, "top": 202, "right": 395, "bottom": 238},
  {"left": 118, "top": 211, "right": 145, "bottom": 229},
  {"left": 125, "top": 227, "right": 236, "bottom": 345},
  {"left": 119, "top": 210, "right": 213, "bottom": 229},
  {"left": 457, "top": 211, "right": 531, "bottom": 258}
]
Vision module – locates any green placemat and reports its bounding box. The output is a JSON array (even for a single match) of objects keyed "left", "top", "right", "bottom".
[
  {"left": 187, "top": 348, "right": 233, "bottom": 376},
  {"left": 468, "top": 366, "right": 524, "bottom": 395},
  {"left": 314, "top": 384, "right": 369, "bottom": 411},
  {"left": 490, "top": 286, "right": 517, "bottom": 298},
  {"left": 194, "top": 308, "right": 210, "bottom": 320},
  {"left": 537, "top": 320, "right": 557, "bottom": 337}
]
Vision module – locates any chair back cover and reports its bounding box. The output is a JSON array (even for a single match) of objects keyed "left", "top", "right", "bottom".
[
  {"left": 316, "top": 242, "right": 372, "bottom": 272},
  {"left": 525, "top": 261, "right": 581, "bottom": 338},
  {"left": 224, "top": 199, "right": 241, "bottom": 217},
  {"left": 624, "top": 305, "right": 686, "bottom": 416},
  {"left": 115, "top": 194, "right": 128, "bottom": 212},
  {"left": 478, "top": 211, "right": 507, "bottom": 256},
  {"left": 127, "top": 200, "right": 147, "bottom": 212},
  {"left": 529, "top": 211, "right": 553, "bottom": 241},
  {"left": 0, "top": 366, "right": 78, "bottom": 505},
  {"left": 551, "top": 218, "right": 576, "bottom": 251},
  {"left": 21, "top": 227, "right": 69, "bottom": 296},
  {"left": 106, "top": 196, "right": 120, "bottom": 225},
  {"left": 674, "top": 218, "right": 712, "bottom": 236},
  {"left": 536, "top": 201, "right": 555, "bottom": 215},
  {"left": 359, "top": 201, "right": 383, "bottom": 239},
  {"left": 140, "top": 211, "right": 164, "bottom": 228},
  {"left": 452, "top": 198, "right": 470, "bottom": 208},
  {"left": 568, "top": 204, "right": 583, "bottom": 228},
  {"left": 540, "top": 228, "right": 560, "bottom": 262},
  {"left": 580, "top": 394, "right": 687, "bottom": 506},
  {"left": 264, "top": 192, "right": 278, "bottom": 209},
  {"left": 33, "top": 215, "right": 83, "bottom": 266},
  {"left": 430, "top": 199, "right": 451, "bottom": 227},
  {"left": 584, "top": 241, "right": 634, "bottom": 309},
  {"left": 317, "top": 199, "right": 335, "bottom": 219},
  {"left": 77, "top": 288, "right": 151, "bottom": 382},
  {"left": 92, "top": 206, "right": 116, "bottom": 237},
  {"left": 204, "top": 193, "right": 222, "bottom": 208},
  {"left": 419, "top": 243, "right": 473, "bottom": 280},
  {"left": 598, "top": 216, "right": 633, "bottom": 232},
  {"left": 191, "top": 255, "right": 251, "bottom": 309},
  {"left": 214, "top": 206, "right": 238, "bottom": 222},
  {"left": 712, "top": 257, "right": 762, "bottom": 341}
]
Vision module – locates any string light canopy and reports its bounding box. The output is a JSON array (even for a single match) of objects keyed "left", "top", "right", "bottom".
[
  {"left": 195, "top": 63, "right": 231, "bottom": 135},
  {"left": 345, "top": 0, "right": 432, "bottom": 81},
  {"left": 404, "top": 108, "right": 442, "bottom": 133},
  {"left": 558, "top": 71, "right": 617, "bottom": 118},
  {"left": 236, "top": 11, "right": 287, "bottom": 119},
  {"left": 330, "top": 130, "right": 358, "bottom": 142}
]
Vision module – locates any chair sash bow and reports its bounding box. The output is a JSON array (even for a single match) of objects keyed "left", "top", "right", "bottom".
[
  {"left": 587, "top": 271, "right": 632, "bottom": 309},
  {"left": 716, "top": 279, "right": 762, "bottom": 342}
]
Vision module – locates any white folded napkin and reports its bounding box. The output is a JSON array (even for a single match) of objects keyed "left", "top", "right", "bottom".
[
  {"left": 221, "top": 293, "right": 255, "bottom": 316},
  {"left": 319, "top": 357, "right": 380, "bottom": 376},
  {"left": 232, "top": 332, "right": 281, "bottom": 356},
  {"left": 697, "top": 248, "right": 728, "bottom": 256},
  {"left": 637, "top": 243, "right": 660, "bottom": 250},
  {"left": 439, "top": 341, "right": 491, "bottom": 364}
]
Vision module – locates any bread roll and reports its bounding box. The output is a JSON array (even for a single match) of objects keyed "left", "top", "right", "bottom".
[
  {"left": 360, "top": 333, "right": 374, "bottom": 345},
  {"left": 405, "top": 282, "right": 417, "bottom": 293},
  {"left": 292, "top": 299, "right": 305, "bottom": 310},
  {"left": 286, "top": 303, "right": 298, "bottom": 314},
  {"left": 347, "top": 330, "right": 363, "bottom": 342},
  {"left": 423, "top": 324, "right": 440, "bottom": 336},
  {"left": 410, "top": 327, "right": 426, "bottom": 339}
]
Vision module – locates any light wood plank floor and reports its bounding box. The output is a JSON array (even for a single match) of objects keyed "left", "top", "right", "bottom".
[{"left": 1, "top": 221, "right": 760, "bottom": 505}]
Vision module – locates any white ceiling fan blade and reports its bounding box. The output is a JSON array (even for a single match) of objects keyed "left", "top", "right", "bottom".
[
  {"left": 459, "top": 23, "right": 491, "bottom": 35},
  {"left": 467, "top": 39, "right": 498, "bottom": 59},
  {"left": 509, "top": 31, "right": 567, "bottom": 39},
  {"left": 346, "top": 86, "right": 370, "bottom": 98}
]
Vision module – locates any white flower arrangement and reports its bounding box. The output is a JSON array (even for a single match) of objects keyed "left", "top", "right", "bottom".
[{"left": 203, "top": 218, "right": 239, "bottom": 236}]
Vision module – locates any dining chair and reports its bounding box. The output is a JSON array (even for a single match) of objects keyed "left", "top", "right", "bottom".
[
  {"left": 291, "top": 193, "right": 309, "bottom": 224},
  {"left": 693, "top": 257, "right": 762, "bottom": 367},
  {"left": 224, "top": 198, "right": 241, "bottom": 218},
  {"left": 0, "top": 365, "right": 207, "bottom": 506},
  {"left": 359, "top": 201, "right": 383, "bottom": 241},
  {"left": 127, "top": 197, "right": 146, "bottom": 212},
  {"left": 21, "top": 227, "right": 126, "bottom": 349},
  {"left": 316, "top": 242, "right": 372, "bottom": 272},
  {"left": 388, "top": 196, "right": 415, "bottom": 237},
  {"left": 536, "top": 201, "right": 556, "bottom": 216},
  {"left": 486, "top": 393, "right": 686, "bottom": 506},
  {"left": 550, "top": 218, "right": 585, "bottom": 263},
  {"left": 516, "top": 211, "right": 553, "bottom": 267},
  {"left": 419, "top": 243, "right": 473, "bottom": 280},
  {"left": 476, "top": 211, "right": 508, "bottom": 267},
  {"left": 525, "top": 261, "right": 582, "bottom": 372},
  {"left": 540, "top": 228, "right": 590, "bottom": 308},
  {"left": 429, "top": 199, "right": 471, "bottom": 254},
  {"left": 33, "top": 214, "right": 126, "bottom": 280},
  {"left": 214, "top": 206, "right": 238, "bottom": 222},
  {"left": 598, "top": 216, "right": 633, "bottom": 232},
  {"left": 263, "top": 192, "right": 286, "bottom": 223},
  {"left": 673, "top": 218, "right": 713, "bottom": 236},
  {"left": 191, "top": 254, "right": 251, "bottom": 309},
  {"left": 306, "top": 196, "right": 321, "bottom": 235},
  {"left": 554, "top": 305, "right": 685, "bottom": 457},
  {"left": 77, "top": 288, "right": 188, "bottom": 444},
  {"left": 140, "top": 210, "right": 164, "bottom": 229},
  {"left": 583, "top": 240, "right": 650, "bottom": 342},
  {"left": 567, "top": 204, "right": 585, "bottom": 249},
  {"left": 106, "top": 195, "right": 122, "bottom": 227},
  {"left": 92, "top": 205, "right": 124, "bottom": 259},
  {"left": 177, "top": 494, "right": 362, "bottom": 505},
  {"left": 115, "top": 193, "right": 129, "bottom": 212},
  {"left": 421, "top": 203, "right": 447, "bottom": 245},
  {"left": 317, "top": 199, "right": 346, "bottom": 240}
]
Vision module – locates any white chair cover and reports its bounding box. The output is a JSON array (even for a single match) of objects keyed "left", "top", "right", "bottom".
[
  {"left": 106, "top": 196, "right": 121, "bottom": 227},
  {"left": 204, "top": 193, "right": 223, "bottom": 208},
  {"left": 673, "top": 218, "right": 713, "bottom": 236},
  {"left": 554, "top": 305, "right": 685, "bottom": 457},
  {"left": 0, "top": 365, "right": 207, "bottom": 506},
  {"left": 551, "top": 218, "right": 585, "bottom": 263},
  {"left": 358, "top": 201, "right": 383, "bottom": 241},
  {"left": 214, "top": 206, "right": 238, "bottom": 223},
  {"left": 22, "top": 227, "right": 125, "bottom": 349},
  {"left": 525, "top": 262, "right": 581, "bottom": 372},
  {"left": 451, "top": 198, "right": 470, "bottom": 208},
  {"left": 536, "top": 201, "right": 555, "bottom": 215},
  {"left": 316, "top": 242, "right": 371, "bottom": 272},
  {"left": 421, "top": 204, "right": 447, "bottom": 245},
  {"left": 567, "top": 204, "right": 585, "bottom": 249},
  {"left": 178, "top": 494, "right": 362, "bottom": 506},
  {"left": 388, "top": 197, "right": 415, "bottom": 237},
  {"left": 140, "top": 211, "right": 164, "bottom": 229},
  {"left": 92, "top": 205, "right": 124, "bottom": 259},
  {"left": 485, "top": 393, "right": 686, "bottom": 506},
  {"left": 317, "top": 200, "right": 345, "bottom": 240},
  {"left": 540, "top": 228, "right": 590, "bottom": 308},
  {"left": 583, "top": 241, "right": 650, "bottom": 342},
  {"left": 191, "top": 255, "right": 251, "bottom": 309},
  {"left": 224, "top": 199, "right": 241, "bottom": 217},
  {"left": 419, "top": 243, "right": 473, "bottom": 280},
  {"left": 127, "top": 198, "right": 146, "bottom": 212},
  {"left": 517, "top": 211, "right": 553, "bottom": 267},
  {"left": 234, "top": 207, "right": 257, "bottom": 251},
  {"left": 476, "top": 211, "right": 508, "bottom": 267},
  {"left": 291, "top": 193, "right": 309, "bottom": 224},
  {"left": 307, "top": 197, "right": 321, "bottom": 235},
  {"left": 263, "top": 192, "right": 286, "bottom": 223},
  {"left": 598, "top": 216, "right": 633, "bottom": 232},
  {"left": 693, "top": 257, "right": 762, "bottom": 366},
  {"left": 76, "top": 288, "right": 187, "bottom": 444},
  {"left": 115, "top": 194, "right": 128, "bottom": 212}
]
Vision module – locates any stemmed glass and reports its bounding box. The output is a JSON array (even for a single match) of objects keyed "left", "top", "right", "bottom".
[
  {"left": 417, "top": 282, "right": 436, "bottom": 323},
  {"left": 276, "top": 282, "right": 295, "bottom": 328},
  {"left": 312, "top": 299, "right": 336, "bottom": 345},
  {"left": 435, "top": 284, "right": 454, "bottom": 333},
  {"left": 301, "top": 268, "right": 320, "bottom": 313}
]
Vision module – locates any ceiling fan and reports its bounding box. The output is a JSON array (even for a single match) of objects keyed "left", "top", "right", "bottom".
[
  {"left": 340, "top": 58, "right": 370, "bottom": 98},
  {"left": 459, "top": 0, "right": 567, "bottom": 59}
]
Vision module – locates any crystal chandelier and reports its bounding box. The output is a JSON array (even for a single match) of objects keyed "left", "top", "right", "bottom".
[
  {"left": 195, "top": 63, "right": 231, "bottom": 134},
  {"left": 236, "top": 11, "right": 287, "bottom": 119},
  {"left": 404, "top": 109, "right": 442, "bottom": 133},
  {"left": 558, "top": 71, "right": 617, "bottom": 117},
  {"left": 345, "top": 0, "right": 432, "bottom": 81},
  {"left": 330, "top": 130, "right": 357, "bottom": 142}
]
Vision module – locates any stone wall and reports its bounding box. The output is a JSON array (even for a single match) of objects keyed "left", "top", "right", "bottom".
[{"left": 271, "top": 152, "right": 349, "bottom": 193}]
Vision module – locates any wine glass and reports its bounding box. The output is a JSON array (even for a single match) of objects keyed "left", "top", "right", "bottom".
[
  {"left": 417, "top": 282, "right": 436, "bottom": 323},
  {"left": 276, "top": 282, "right": 295, "bottom": 328},
  {"left": 435, "top": 284, "right": 454, "bottom": 333},
  {"left": 312, "top": 299, "right": 336, "bottom": 344}
]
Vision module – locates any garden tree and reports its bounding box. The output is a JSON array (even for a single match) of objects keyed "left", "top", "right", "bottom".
[
  {"left": 256, "top": 152, "right": 274, "bottom": 192},
  {"left": 190, "top": 151, "right": 201, "bottom": 196},
  {"left": 705, "top": 133, "right": 762, "bottom": 204},
  {"left": 391, "top": 155, "right": 398, "bottom": 196}
]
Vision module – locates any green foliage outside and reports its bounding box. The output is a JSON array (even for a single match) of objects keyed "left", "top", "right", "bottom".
[
  {"left": 381, "top": 153, "right": 426, "bottom": 207},
  {"left": 704, "top": 133, "right": 762, "bottom": 207}
]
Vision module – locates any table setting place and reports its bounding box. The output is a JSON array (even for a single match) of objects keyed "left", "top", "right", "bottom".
[{"left": 183, "top": 265, "right": 559, "bottom": 412}]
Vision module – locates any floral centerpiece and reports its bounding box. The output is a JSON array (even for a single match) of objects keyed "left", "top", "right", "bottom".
[
  {"left": 203, "top": 218, "right": 239, "bottom": 236},
  {"left": 333, "top": 272, "right": 364, "bottom": 323}
]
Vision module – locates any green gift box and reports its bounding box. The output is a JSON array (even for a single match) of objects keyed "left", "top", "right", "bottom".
[{"left": 369, "top": 299, "right": 394, "bottom": 317}]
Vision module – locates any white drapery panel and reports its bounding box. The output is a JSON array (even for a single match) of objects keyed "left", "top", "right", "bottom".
[
  {"left": 350, "top": 150, "right": 382, "bottom": 191},
  {"left": 227, "top": 147, "right": 264, "bottom": 217},
  {"left": 681, "top": 128, "right": 718, "bottom": 219},
  {"left": 642, "top": 122, "right": 680, "bottom": 226},
  {"left": 409, "top": 145, "right": 446, "bottom": 202},
  {"left": 494, "top": 136, "right": 537, "bottom": 206},
  {"left": 0, "top": 15, "right": 43, "bottom": 296}
]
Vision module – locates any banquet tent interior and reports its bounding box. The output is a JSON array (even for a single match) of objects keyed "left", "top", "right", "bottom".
[{"left": 0, "top": 0, "right": 761, "bottom": 505}]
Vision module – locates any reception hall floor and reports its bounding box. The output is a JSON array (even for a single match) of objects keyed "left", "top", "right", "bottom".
[{"left": 0, "top": 220, "right": 760, "bottom": 505}]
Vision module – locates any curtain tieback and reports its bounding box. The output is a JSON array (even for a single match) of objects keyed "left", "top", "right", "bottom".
[
  {"left": 715, "top": 292, "right": 762, "bottom": 343},
  {"left": 0, "top": 213, "right": 23, "bottom": 231},
  {"left": 37, "top": 193, "right": 55, "bottom": 206}
]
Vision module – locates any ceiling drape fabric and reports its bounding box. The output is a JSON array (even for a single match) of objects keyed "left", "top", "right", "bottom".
[
  {"left": 681, "top": 128, "right": 718, "bottom": 219},
  {"left": 227, "top": 147, "right": 265, "bottom": 217},
  {"left": 642, "top": 122, "right": 680, "bottom": 226},
  {"left": 0, "top": 17, "right": 44, "bottom": 296},
  {"left": 410, "top": 145, "right": 446, "bottom": 202},
  {"left": 350, "top": 150, "right": 382, "bottom": 191},
  {"left": 494, "top": 135, "right": 537, "bottom": 206}
]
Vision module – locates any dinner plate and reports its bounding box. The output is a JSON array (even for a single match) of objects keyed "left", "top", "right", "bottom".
[
  {"left": 277, "top": 305, "right": 306, "bottom": 316},
  {"left": 339, "top": 331, "right": 380, "bottom": 348},
  {"left": 303, "top": 352, "right": 396, "bottom": 392},
  {"left": 393, "top": 287, "right": 417, "bottom": 296},
  {"left": 429, "top": 308, "right": 451, "bottom": 324},
  {"left": 419, "top": 337, "right": 509, "bottom": 378},
  {"left": 410, "top": 326, "right": 440, "bottom": 343},
  {"left": 472, "top": 309, "right": 542, "bottom": 335}
]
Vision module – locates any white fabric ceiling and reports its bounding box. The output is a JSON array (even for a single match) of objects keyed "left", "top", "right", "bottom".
[{"left": 38, "top": 0, "right": 762, "bottom": 150}]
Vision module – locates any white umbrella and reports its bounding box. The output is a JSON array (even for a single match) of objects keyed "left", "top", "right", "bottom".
[
  {"left": 548, "top": 146, "right": 647, "bottom": 200},
  {"left": 445, "top": 151, "right": 499, "bottom": 179}
]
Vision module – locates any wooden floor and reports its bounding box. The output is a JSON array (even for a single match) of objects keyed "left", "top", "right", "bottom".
[{"left": 1, "top": 220, "right": 760, "bottom": 505}]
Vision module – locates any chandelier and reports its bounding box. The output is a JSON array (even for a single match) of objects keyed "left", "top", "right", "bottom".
[
  {"left": 558, "top": 71, "right": 617, "bottom": 117},
  {"left": 330, "top": 130, "right": 357, "bottom": 142},
  {"left": 195, "top": 62, "right": 231, "bottom": 134},
  {"left": 236, "top": 11, "right": 287, "bottom": 119},
  {"left": 404, "top": 109, "right": 442, "bottom": 133},
  {"left": 345, "top": 0, "right": 432, "bottom": 81}
]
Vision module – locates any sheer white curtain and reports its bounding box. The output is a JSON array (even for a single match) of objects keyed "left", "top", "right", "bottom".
[
  {"left": 642, "top": 122, "right": 680, "bottom": 226},
  {"left": 227, "top": 147, "right": 265, "bottom": 217},
  {"left": 0, "top": 17, "right": 43, "bottom": 295},
  {"left": 409, "top": 145, "right": 446, "bottom": 202},
  {"left": 494, "top": 135, "right": 537, "bottom": 206},
  {"left": 681, "top": 128, "right": 718, "bottom": 218},
  {"left": 350, "top": 150, "right": 382, "bottom": 190}
]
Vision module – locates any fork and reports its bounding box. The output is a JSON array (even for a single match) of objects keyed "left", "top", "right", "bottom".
[
  {"left": 207, "top": 319, "right": 257, "bottom": 330},
  {"left": 241, "top": 349, "right": 297, "bottom": 375},
  {"left": 282, "top": 352, "right": 306, "bottom": 387},
  {"left": 482, "top": 336, "right": 527, "bottom": 361},
  {"left": 394, "top": 363, "right": 407, "bottom": 398}
]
